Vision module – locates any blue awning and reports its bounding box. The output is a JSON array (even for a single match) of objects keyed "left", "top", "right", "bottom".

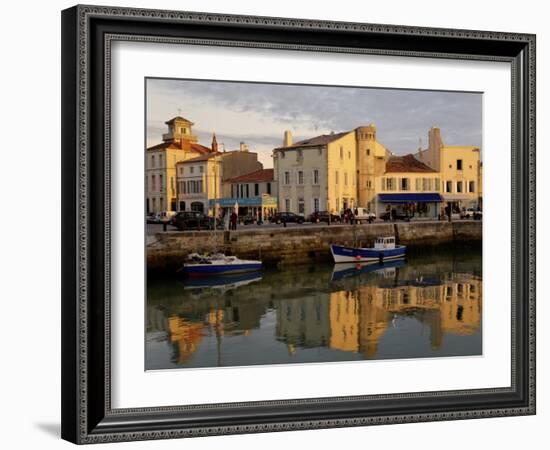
[{"left": 378, "top": 193, "right": 443, "bottom": 203}]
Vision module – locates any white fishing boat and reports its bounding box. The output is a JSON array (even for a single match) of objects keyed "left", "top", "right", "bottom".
[{"left": 183, "top": 253, "right": 262, "bottom": 277}]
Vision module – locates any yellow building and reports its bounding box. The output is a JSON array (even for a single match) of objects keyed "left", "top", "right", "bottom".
[
  {"left": 377, "top": 154, "right": 443, "bottom": 219},
  {"left": 416, "top": 126, "right": 483, "bottom": 211},
  {"left": 146, "top": 116, "right": 213, "bottom": 213},
  {"left": 273, "top": 130, "right": 358, "bottom": 216}
]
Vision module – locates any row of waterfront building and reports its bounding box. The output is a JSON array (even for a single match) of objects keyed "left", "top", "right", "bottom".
[{"left": 146, "top": 115, "right": 482, "bottom": 220}]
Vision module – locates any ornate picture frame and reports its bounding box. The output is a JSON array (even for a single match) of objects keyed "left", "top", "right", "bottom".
[{"left": 61, "top": 5, "right": 535, "bottom": 444}]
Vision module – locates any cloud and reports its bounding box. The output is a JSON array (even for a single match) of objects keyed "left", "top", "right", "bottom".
[{"left": 146, "top": 78, "right": 482, "bottom": 165}]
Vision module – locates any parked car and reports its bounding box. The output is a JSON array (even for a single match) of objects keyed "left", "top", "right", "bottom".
[
  {"left": 307, "top": 211, "right": 341, "bottom": 223},
  {"left": 353, "top": 207, "right": 376, "bottom": 223},
  {"left": 157, "top": 211, "right": 176, "bottom": 222},
  {"left": 146, "top": 212, "right": 160, "bottom": 224},
  {"left": 240, "top": 215, "right": 257, "bottom": 225},
  {"left": 270, "top": 212, "right": 305, "bottom": 224},
  {"left": 172, "top": 211, "right": 216, "bottom": 230},
  {"left": 380, "top": 210, "right": 410, "bottom": 221},
  {"left": 460, "top": 208, "right": 483, "bottom": 220}
]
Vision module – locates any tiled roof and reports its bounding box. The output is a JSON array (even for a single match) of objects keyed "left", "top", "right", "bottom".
[
  {"left": 147, "top": 141, "right": 211, "bottom": 154},
  {"left": 385, "top": 154, "right": 436, "bottom": 173},
  {"left": 275, "top": 131, "right": 350, "bottom": 150},
  {"left": 224, "top": 169, "right": 274, "bottom": 183},
  {"left": 179, "top": 152, "right": 222, "bottom": 163},
  {"left": 165, "top": 116, "right": 193, "bottom": 124}
]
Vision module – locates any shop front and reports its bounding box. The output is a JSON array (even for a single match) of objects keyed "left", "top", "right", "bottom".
[
  {"left": 209, "top": 195, "right": 278, "bottom": 221},
  {"left": 377, "top": 193, "right": 443, "bottom": 220}
]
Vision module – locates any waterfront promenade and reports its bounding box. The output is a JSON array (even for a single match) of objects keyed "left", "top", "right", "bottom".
[{"left": 147, "top": 220, "right": 481, "bottom": 273}]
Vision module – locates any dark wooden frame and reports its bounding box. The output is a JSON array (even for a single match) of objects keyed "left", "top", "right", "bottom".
[{"left": 61, "top": 4, "right": 536, "bottom": 444}]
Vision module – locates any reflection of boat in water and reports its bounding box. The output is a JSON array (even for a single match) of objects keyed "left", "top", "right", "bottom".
[
  {"left": 331, "top": 258, "right": 406, "bottom": 282},
  {"left": 330, "top": 236, "right": 406, "bottom": 263},
  {"left": 183, "top": 271, "right": 262, "bottom": 291},
  {"left": 183, "top": 253, "right": 262, "bottom": 277}
]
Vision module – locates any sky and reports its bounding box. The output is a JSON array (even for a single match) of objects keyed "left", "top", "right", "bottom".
[{"left": 146, "top": 78, "right": 482, "bottom": 168}]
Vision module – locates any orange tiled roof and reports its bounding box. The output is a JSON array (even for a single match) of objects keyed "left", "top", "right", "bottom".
[
  {"left": 385, "top": 154, "right": 436, "bottom": 173},
  {"left": 147, "top": 141, "right": 212, "bottom": 154},
  {"left": 224, "top": 169, "right": 274, "bottom": 183}
]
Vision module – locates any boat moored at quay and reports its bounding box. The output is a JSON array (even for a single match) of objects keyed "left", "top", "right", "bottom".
[{"left": 330, "top": 236, "right": 406, "bottom": 264}]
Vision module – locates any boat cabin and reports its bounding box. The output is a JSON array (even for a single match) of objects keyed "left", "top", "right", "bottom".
[{"left": 373, "top": 236, "right": 397, "bottom": 250}]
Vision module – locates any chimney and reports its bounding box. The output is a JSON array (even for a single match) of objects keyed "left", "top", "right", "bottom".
[
  {"left": 239, "top": 141, "right": 248, "bottom": 152},
  {"left": 283, "top": 130, "right": 293, "bottom": 147}
]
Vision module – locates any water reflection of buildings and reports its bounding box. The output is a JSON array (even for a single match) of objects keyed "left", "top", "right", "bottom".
[
  {"left": 147, "top": 262, "right": 482, "bottom": 365},
  {"left": 274, "top": 273, "right": 481, "bottom": 359}
]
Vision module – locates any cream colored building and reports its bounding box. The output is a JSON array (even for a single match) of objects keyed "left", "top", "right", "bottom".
[
  {"left": 176, "top": 143, "right": 264, "bottom": 215},
  {"left": 146, "top": 116, "right": 213, "bottom": 213},
  {"left": 416, "top": 126, "right": 483, "bottom": 211},
  {"left": 273, "top": 130, "right": 359, "bottom": 216}
]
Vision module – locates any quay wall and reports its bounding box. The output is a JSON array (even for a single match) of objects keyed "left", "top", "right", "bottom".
[{"left": 147, "top": 221, "right": 482, "bottom": 273}]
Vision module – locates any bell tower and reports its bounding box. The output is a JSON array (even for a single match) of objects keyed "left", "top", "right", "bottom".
[
  {"left": 162, "top": 116, "right": 198, "bottom": 144},
  {"left": 356, "top": 123, "right": 378, "bottom": 209}
]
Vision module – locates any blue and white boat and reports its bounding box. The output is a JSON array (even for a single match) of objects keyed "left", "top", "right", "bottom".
[
  {"left": 183, "top": 253, "right": 262, "bottom": 277},
  {"left": 330, "top": 236, "right": 406, "bottom": 264}
]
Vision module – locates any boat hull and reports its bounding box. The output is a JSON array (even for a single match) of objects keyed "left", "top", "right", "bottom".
[
  {"left": 184, "top": 262, "right": 262, "bottom": 277},
  {"left": 330, "top": 244, "right": 406, "bottom": 263}
]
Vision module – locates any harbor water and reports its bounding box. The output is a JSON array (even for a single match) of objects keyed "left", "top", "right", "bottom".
[{"left": 146, "top": 249, "right": 482, "bottom": 370}]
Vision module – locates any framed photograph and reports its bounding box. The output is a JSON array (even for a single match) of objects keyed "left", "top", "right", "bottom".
[{"left": 61, "top": 4, "right": 536, "bottom": 444}]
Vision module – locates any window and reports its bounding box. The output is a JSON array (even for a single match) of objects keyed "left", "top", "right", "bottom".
[
  {"left": 400, "top": 178, "right": 409, "bottom": 191},
  {"left": 254, "top": 183, "right": 259, "bottom": 196},
  {"left": 380, "top": 178, "right": 386, "bottom": 191},
  {"left": 190, "top": 166, "right": 194, "bottom": 174},
  {"left": 435, "top": 178, "right": 441, "bottom": 191},
  {"left": 348, "top": 151, "right": 351, "bottom": 159},
  {"left": 246, "top": 184, "right": 249, "bottom": 197},
  {"left": 313, "top": 198, "right": 320, "bottom": 212},
  {"left": 318, "top": 148, "right": 322, "bottom": 156},
  {"left": 151, "top": 155, "right": 155, "bottom": 168},
  {"left": 297, "top": 149, "right": 303, "bottom": 161},
  {"left": 366, "top": 148, "right": 370, "bottom": 156},
  {"left": 151, "top": 175, "right": 156, "bottom": 191},
  {"left": 267, "top": 182, "right": 271, "bottom": 195},
  {"left": 170, "top": 177, "right": 174, "bottom": 192},
  {"left": 469, "top": 181, "right": 475, "bottom": 192},
  {"left": 159, "top": 174, "right": 164, "bottom": 192},
  {"left": 284, "top": 171, "right": 290, "bottom": 185},
  {"left": 152, "top": 198, "right": 156, "bottom": 211},
  {"left": 446, "top": 181, "right": 453, "bottom": 193},
  {"left": 366, "top": 180, "right": 372, "bottom": 189},
  {"left": 298, "top": 198, "right": 305, "bottom": 214},
  {"left": 281, "top": 151, "right": 285, "bottom": 159},
  {"left": 457, "top": 159, "right": 463, "bottom": 170},
  {"left": 285, "top": 199, "right": 290, "bottom": 212},
  {"left": 422, "top": 178, "right": 432, "bottom": 191},
  {"left": 344, "top": 172, "right": 348, "bottom": 186},
  {"left": 457, "top": 181, "right": 463, "bottom": 193},
  {"left": 159, "top": 154, "right": 163, "bottom": 167},
  {"left": 240, "top": 185, "right": 244, "bottom": 197},
  {"left": 313, "top": 169, "right": 319, "bottom": 185},
  {"left": 415, "top": 178, "right": 422, "bottom": 191},
  {"left": 335, "top": 171, "right": 339, "bottom": 185},
  {"left": 386, "top": 178, "right": 395, "bottom": 190},
  {"left": 298, "top": 171, "right": 304, "bottom": 185},
  {"left": 340, "top": 146, "right": 343, "bottom": 159},
  {"left": 199, "top": 166, "right": 204, "bottom": 173}
]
